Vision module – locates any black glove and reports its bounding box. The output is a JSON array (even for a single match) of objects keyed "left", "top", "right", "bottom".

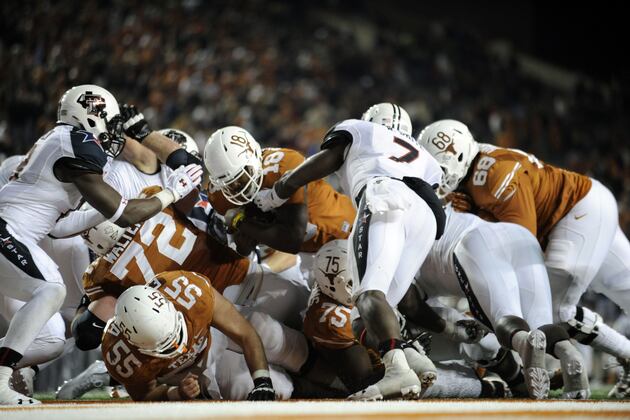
[
  {"left": 247, "top": 376, "right": 275, "bottom": 401},
  {"left": 120, "top": 104, "right": 151, "bottom": 141}
]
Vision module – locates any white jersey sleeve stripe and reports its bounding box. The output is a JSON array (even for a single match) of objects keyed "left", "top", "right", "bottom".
[{"left": 493, "top": 162, "right": 521, "bottom": 199}]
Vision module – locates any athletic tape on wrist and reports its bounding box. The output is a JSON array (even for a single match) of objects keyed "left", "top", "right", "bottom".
[
  {"left": 252, "top": 369, "right": 270, "bottom": 380},
  {"left": 154, "top": 189, "right": 176, "bottom": 210}
]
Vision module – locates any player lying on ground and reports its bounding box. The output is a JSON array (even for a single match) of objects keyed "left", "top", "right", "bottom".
[
  {"left": 102, "top": 270, "right": 275, "bottom": 401},
  {"left": 304, "top": 240, "right": 509, "bottom": 398}
]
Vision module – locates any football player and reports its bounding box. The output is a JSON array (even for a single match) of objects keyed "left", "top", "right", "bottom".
[
  {"left": 400, "top": 205, "right": 589, "bottom": 399},
  {"left": 0, "top": 85, "right": 202, "bottom": 405},
  {"left": 304, "top": 240, "right": 509, "bottom": 399},
  {"left": 254, "top": 103, "right": 445, "bottom": 400},
  {"left": 418, "top": 119, "right": 630, "bottom": 397},
  {"left": 101, "top": 270, "right": 275, "bottom": 401},
  {"left": 202, "top": 126, "right": 356, "bottom": 276}
]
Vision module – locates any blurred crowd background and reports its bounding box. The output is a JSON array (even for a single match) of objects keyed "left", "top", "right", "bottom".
[{"left": 1, "top": 0, "right": 628, "bottom": 388}]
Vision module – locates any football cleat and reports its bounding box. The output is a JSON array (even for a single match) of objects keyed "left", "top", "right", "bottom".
[
  {"left": 56, "top": 360, "right": 110, "bottom": 400},
  {"left": 520, "top": 330, "right": 549, "bottom": 400},
  {"left": 608, "top": 357, "right": 630, "bottom": 399},
  {"left": 348, "top": 349, "right": 421, "bottom": 401},
  {"left": 480, "top": 373, "right": 511, "bottom": 398},
  {"left": 402, "top": 338, "right": 437, "bottom": 392},
  {"left": 9, "top": 367, "right": 35, "bottom": 397},
  {"left": 0, "top": 381, "right": 40, "bottom": 405}
]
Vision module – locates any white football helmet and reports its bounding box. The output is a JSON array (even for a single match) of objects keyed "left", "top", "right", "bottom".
[
  {"left": 114, "top": 285, "right": 188, "bottom": 359},
  {"left": 313, "top": 239, "right": 353, "bottom": 306},
  {"left": 417, "top": 119, "right": 480, "bottom": 197},
  {"left": 81, "top": 220, "right": 126, "bottom": 256},
  {"left": 57, "top": 84, "right": 125, "bottom": 158},
  {"left": 159, "top": 128, "right": 200, "bottom": 159},
  {"left": 361, "top": 103, "right": 413, "bottom": 138},
  {"left": 203, "top": 126, "right": 263, "bottom": 205}
]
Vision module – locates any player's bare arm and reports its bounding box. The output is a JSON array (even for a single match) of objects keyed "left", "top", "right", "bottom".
[
  {"left": 120, "top": 104, "right": 202, "bottom": 167},
  {"left": 275, "top": 142, "right": 347, "bottom": 199},
  {"left": 211, "top": 288, "right": 269, "bottom": 375},
  {"left": 63, "top": 164, "right": 201, "bottom": 228}
]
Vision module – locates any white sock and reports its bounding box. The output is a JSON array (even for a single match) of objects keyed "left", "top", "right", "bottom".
[
  {"left": 592, "top": 322, "right": 630, "bottom": 359},
  {"left": 0, "top": 366, "right": 12, "bottom": 389}
]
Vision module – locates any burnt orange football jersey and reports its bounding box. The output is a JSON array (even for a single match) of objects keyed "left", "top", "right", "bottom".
[
  {"left": 83, "top": 188, "right": 249, "bottom": 301},
  {"left": 101, "top": 271, "right": 215, "bottom": 399},
  {"left": 463, "top": 144, "right": 592, "bottom": 245},
  {"left": 303, "top": 286, "right": 355, "bottom": 350},
  {"left": 207, "top": 147, "right": 355, "bottom": 252}
]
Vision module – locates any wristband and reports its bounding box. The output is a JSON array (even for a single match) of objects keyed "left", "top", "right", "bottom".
[
  {"left": 108, "top": 198, "right": 128, "bottom": 223},
  {"left": 154, "top": 189, "right": 176, "bottom": 210}
]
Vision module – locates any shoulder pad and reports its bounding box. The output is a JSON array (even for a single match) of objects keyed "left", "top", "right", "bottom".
[{"left": 69, "top": 128, "right": 108, "bottom": 171}]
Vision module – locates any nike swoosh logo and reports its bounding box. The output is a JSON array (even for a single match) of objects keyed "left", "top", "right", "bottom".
[
  {"left": 574, "top": 214, "right": 587, "bottom": 220},
  {"left": 92, "top": 323, "right": 104, "bottom": 329}
]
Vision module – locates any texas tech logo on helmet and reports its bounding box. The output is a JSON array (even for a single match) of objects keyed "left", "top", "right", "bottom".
[{"left": 77, "top": 92, "right": 107, "bottom": 117}]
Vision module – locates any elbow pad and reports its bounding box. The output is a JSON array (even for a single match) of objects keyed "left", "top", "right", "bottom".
[{"left": 72, "top": 309, "right": 107, "bottom": 351}]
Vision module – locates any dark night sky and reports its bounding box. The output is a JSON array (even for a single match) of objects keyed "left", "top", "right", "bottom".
[
  {"left": 530, "top": 4, "right": 625, "bottom": 85},
  {"left": 360, "top": 1, "right": 625, "bottom": 86}
]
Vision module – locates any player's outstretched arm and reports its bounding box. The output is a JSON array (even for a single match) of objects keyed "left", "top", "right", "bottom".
[
  {"left": 211, "top": 288, "right": 275, "bottom": 400},
  {"left": 71, "top": 166, "right": 201, "bottom": 227},
  {"left": 120, "top": 104, "right": 202, "bottom": 168},
  {"left": 254, "top": 142, "right": 347, "bottom": 212}
]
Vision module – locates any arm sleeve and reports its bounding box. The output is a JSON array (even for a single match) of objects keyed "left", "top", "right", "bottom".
[
  {"left": 165, "top": 148, "right": 202, "bottom": 169},
  {"left": 49, "top": 206, "right": 107, "bottom": 238},
  {"left": 321, "top": 123, "right": 353, "bottom": 151}
]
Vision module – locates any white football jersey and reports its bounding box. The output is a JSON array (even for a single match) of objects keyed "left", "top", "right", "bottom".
[
  {"left": 0, "top": 155, "right": 25, "bottom": 187},
  {"left": 0, "top": 124, "right": 110, "bottom": 243},
  {"left": 329, "top": 119, "right": 442, "bottom": 201},
  {"left": 105, "top": 159, "right": 172, "bottom": 198},
  {"left": 417, "top": 206, "right": 484, "bottom": 297}
]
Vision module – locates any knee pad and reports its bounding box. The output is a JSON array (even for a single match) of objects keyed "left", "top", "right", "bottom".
[
  {"left": 562, "top": 306, "right": 601, "bottom": 344},
  {"left": 71, "top": 309, "right": 106, "bottom": 351},
  {"left": 495, "top": 315, "right": 530, "bottom": 349},
  {"left": 538, "top": 324, "right": 571, "bottom": 356}
]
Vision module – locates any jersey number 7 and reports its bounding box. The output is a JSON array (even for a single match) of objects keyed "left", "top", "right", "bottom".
[{"left": 388, "top": 136, "right": 419, "bottom": 163}]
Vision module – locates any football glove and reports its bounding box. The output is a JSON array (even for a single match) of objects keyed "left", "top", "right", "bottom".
[
  {"left": 166, "top": 163, "right": 203, "bottom": 201},
  {"left": 253, "top": 186, "right": 288, "bottom": 212},
  {"left": 120, "top": 104, "right": 152, "bottom": 141}
]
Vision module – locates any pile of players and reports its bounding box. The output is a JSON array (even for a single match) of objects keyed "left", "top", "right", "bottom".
[{"left": 1, "top": 84, "right": 630, "bottom": 405}]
